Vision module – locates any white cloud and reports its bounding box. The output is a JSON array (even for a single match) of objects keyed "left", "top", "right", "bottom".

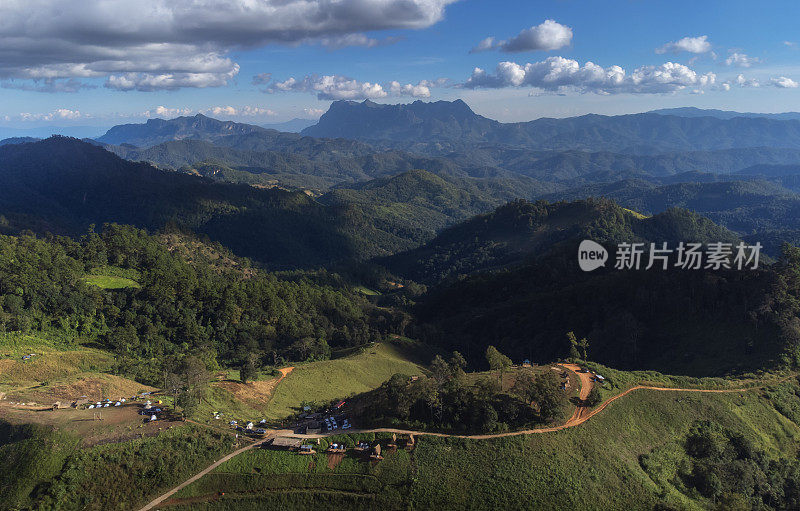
[
  {"left": 784, "top": 41, "right": 798, "bottom": 48},
  {"left": 303, "top": 108, "right": 325, "bottom": 118},
  {"left": 19, "top": 108, "right": 84, "bottom": 121},
  {"left": 267, "top": 75, "right": 441, "bottom": 100},
  {"left": 104, "top": 67, "right": 241, "bottom": 92},
  {"left": 770, "top": 76, "right": 799, "bottom": 88},
  {"left": 725, "top": 52, "right": 759, "bottom": 68},
  {"left": 142, "top": 106, "right": 194, "bottom": 118},
  {"left": 471, "top": 20, "right": 572, "bottom": 53},
  {"left": 731, "top": 74, "right": 760, "bottom": 88},
  {"left": 462, "top": 57, "right": 716, "bottom": 94},
  {"left": 656, "top": 35, "right": 712, "bottom": 54},
  {"left": 205, "top": 106, "right": 277, "bottom": 117},
  {"left": 723, "top": 74, "right": 798, "bottom": 89},
  {"left": 0, "top": 0, "right": 457, "bottom": 90}
]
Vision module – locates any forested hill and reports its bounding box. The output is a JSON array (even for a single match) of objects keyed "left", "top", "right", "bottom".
[
  {"left": 0, "top": 225, "right": 396, "bottom": 384},
  {"left": 0, "top": 137, "right": 537, "bottom": 268},
  {"left": 302, "top": 99, "right": 800, "bottom": 153},
  {"left": 402, "top": 200, "right": 798, "bottom": 376},
  {"left": 541, "top": 178, "right": 800, "bottom": 246},
  {"left": 0, "top": 136, "right": 425, "bottom": 267},
  {"left": 385, "top": 199, "right": 740, "bottom": 284}
]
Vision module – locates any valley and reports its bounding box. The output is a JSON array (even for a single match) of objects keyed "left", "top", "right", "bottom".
[{"left": 5, "top": 100, "right": 800, "bottom": 510}]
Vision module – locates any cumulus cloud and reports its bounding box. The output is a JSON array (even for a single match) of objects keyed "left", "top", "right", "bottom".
[
  {"left": 205, "top": 106, "right": 277, "bottom": 117},
  {"left": 267, "top": 75, "right": 442, "bottom": 100},
  {"left": 0, "top": 0, "right": 457, "bottom": 90},
  {"left": 303, "top": 108, "right": 325, "bottom": 118},
  {"left": 656, "top": 35, "right": 712, "bottom": 54},
  {"left": 104, "top": 66, "right": 241, "bottom": 92},
  {"left": 730, "top": 74, "right": 760, "bottom": 88},
  {"left": 470, "top": 20, "right": 572, "bottom": 53},
  {"left": 725, "top": 52, "right": 759, "bottom": 68},
  {"left": 19, "top": 109, "right": 84, "bottom": 122},
  {"left": 462, "top": 57, "right": 716, "bottom": 94},
  {"left": 142, "top": 106, "right": 194, "bottom": 118},
  {"left": 770, "top": 76, "right": 799, "bottom": 88},
  {"left": 723, "top": 74, "right": 798, "bottom": 89}
]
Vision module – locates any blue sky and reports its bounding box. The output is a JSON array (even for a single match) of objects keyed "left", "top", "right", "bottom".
[{"left": 1, "top": 0, "right": 799, "bottom": 131}]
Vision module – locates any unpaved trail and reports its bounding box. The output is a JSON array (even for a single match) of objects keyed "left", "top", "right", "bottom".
[
  {"left": 137, "top": 433, "right": 276, "bottom": 511},
  {"left": 137, "top": 367, "right": 295, "bottom": 511},
  {"left": 277, "top": 366, "right": 294, "bottom": 381},
  {"left": 290, "top": 365, "right": 764, "bottom": 440},
  {"left": 139, "top": 364, "right": 774, "bottom": 509}
]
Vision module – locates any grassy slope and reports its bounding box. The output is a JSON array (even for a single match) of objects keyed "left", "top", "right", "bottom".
[
  {"left": 1, "top": 334, "right": 114, "bottom": 387},
  {"left": 83, "top": 275, "right": 141, "bottom": 289},
  {"left": 0, "top": 422, "right": 234, "bottom": 511},
  {"left": 264, "top": 341, "right": 429, "bottom": 419},
  {"left": 410, "top": 387, "right": 800, "bottom": 510},
  {"left": 168, "top": 377, "right": 800, "bottom": 511}
]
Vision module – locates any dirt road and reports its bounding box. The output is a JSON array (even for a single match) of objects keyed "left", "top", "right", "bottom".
[
  {"left": 137, "top": 368, "right": 295, "bottom": 511},
  {"left": 138, "top": 363, "right": 763, "bottom": 509}
]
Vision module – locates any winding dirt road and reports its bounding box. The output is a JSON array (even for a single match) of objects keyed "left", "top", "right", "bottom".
[
  {"left": 138, "top": 363, "right": 767, "bottom": 509},
  {"left": 138, "top": 433, "right": 276, "bottom": 511}
]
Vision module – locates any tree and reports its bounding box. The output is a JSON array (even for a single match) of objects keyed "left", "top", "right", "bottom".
[
  {"left": 578, "top": 336, "right": 590, "bottom": 362},
  {"left": 240, "top": 354, "right": 258, "bottom": 384},
  {"left": 566, "top": 331, "right": 581, "bottom": 360},
  {"left": 566, "top": 331, "right": 589, "bottom": 362},
  {"left": 485, "top": 345, "right": 512, "bottom": 385},
  {"left": 511, "top": 371, "right": 536, "bottom": 402},
  {"left": 430, "top": 355, "right": 450, "bottom": 385},
  {"left": 530, "top": 371, "right": 568, "bottom": 422},
  {"left": 585, "top": 386, "right": 602, "bottom": 407},
  {"left": 179, "top": 355, "right": 210, "bottom": 415},
  {"left": 449, "top": 351, "right": 467, "bottom": 378}
]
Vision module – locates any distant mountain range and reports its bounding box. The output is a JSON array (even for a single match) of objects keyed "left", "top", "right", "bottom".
[
  {"left": 6, "top": 101, "right": 800, "bottom": 262},
  {"left": 649, "top": 107, "right": 800, "bottom": 121},
  {"left": 0, "top": 125, "right": 108, "bottom": 139},
  {"left": 260, "top": 118, "right": 317, "bottom": 132},
  {"left": 96, "top": 114, "right": 272, "bottom": 147},
  {"left": 301, "top": 99, "right": 800, "bottom": 154}
]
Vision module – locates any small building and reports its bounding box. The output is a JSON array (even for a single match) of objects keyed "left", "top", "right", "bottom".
[
  {"left": 522, "top": 359, "right": 531, "bottom": 367},
  {"left": 269, "top": 437, "right": 302, "bottom": 450}
]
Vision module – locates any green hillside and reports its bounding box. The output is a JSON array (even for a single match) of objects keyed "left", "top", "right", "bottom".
[
  {"left": 162, "top": 376, "right": 800, "bottom": 511},
  {"left": 265, "top": 340, "right": 431, "bottom": 419}
]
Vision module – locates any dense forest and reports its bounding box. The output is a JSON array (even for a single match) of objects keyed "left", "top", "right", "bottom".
[
  {"left": 399, "top": 200, "right": 800, "bottom": 375},
  {"left": 0, "top": 224, "right": 402, "bottom": 384}
]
